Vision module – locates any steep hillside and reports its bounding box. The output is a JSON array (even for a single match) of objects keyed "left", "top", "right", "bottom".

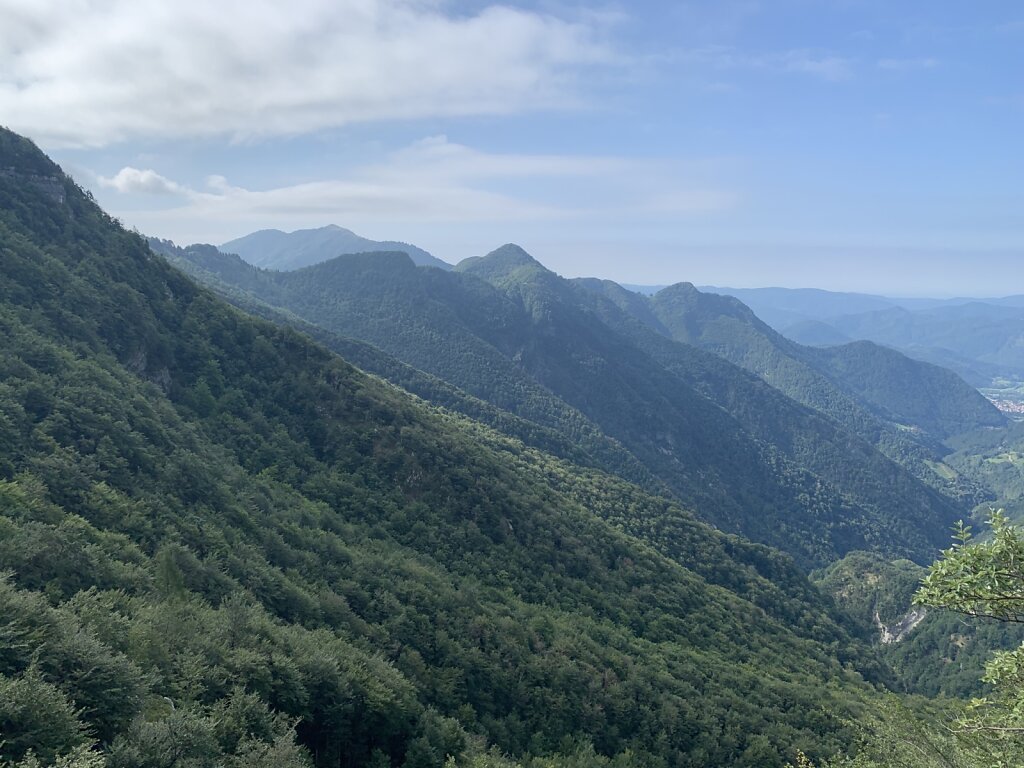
[
  {"left": 809, "top": 341, "right": 1005, "bottom": 438},
  {"left": 0, "top": 130, "right": 887, "bottom": 767},
  {"left": 150, "top": 240, "right": 656, "bottom": 493},
  {"left": 463, "top": 259, "right": 968, "bottom": 566},
  {"left": 220, "top": 224, "right": 451, "bottom": 271},
  {"left": 945, "top": 420, "right": 1024, "bottom": 521}
]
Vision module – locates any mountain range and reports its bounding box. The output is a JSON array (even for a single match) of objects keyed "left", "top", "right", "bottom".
[{"left": 151, "top": 238, "right": 999, "bottom": 568}]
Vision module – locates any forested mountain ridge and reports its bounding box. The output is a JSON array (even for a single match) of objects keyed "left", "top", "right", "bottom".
[
  {"left": 823, "top": 302, "right": 1024, "bottom": 383},
  {"left": 149, "top": 240, "right": 659, "bottom": 495},
  {"left": 0, "top": 128, "right": 891, "bottom": 767},
  {"left": 166, "top": 236, "right": 966, "bottom": 567},
  {"left": 579, "top": 279, "right": 1001, "bottom": 503},
  {"left": 150, "top": 239, "right": 664, "bottom": 494},
  {"left": 456, "top": 252, "right": 969, "bottom": 564},
  {"left": 577, "top": 278, "right": 1002, "bottom": 448}
]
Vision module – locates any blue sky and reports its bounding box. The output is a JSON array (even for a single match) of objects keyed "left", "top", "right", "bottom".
[{"left": 4, "top": 0, "right": 1023, "bottom": 295}]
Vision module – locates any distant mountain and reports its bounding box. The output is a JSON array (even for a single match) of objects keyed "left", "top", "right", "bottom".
[
  {"left": 165, "top": 240, "right": 969, "bottom": 567},
  {"left": 783, "top": 319, "right": 854, "bottom": 347},
  {"left": 698, "top": 286, "right": 898, "bottom": 328},
  {"left": 220, "top": 224, "right": 451, "bottom": 271},
  {"left": 691, "top": 286, "right": 1024, "bottom": 385},
  {"left": 888, "top": 294, "right": 1024, "bottom": 311},
  {"left": 699, "top": 285, "right": 1024, "bottom": 325},
  {"left": 825, "top": 303, "right": 1024, "bottom": 381},
  {"left": 641, "top": 284, "right": 1005, "bottom": 441}
]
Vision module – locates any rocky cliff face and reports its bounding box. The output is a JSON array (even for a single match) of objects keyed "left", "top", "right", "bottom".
[
  {"left": 875, "top": 606, "right": 928, "bottom": 644},
  {"left": 0, "top": 167, "right": 66, "bottom": 204}
]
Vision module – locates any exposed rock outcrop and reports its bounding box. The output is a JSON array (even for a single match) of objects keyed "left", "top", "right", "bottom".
[
  {"left": 0, "top": 167, "right": 66, "bottom": 204},
  {"left": 875, "top": 606, "right": 928, "bottom": 644}
]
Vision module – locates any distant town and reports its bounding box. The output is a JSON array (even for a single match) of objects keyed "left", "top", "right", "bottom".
[{"left": 989, "top": 398, "right": 1024, "bottom": 416}]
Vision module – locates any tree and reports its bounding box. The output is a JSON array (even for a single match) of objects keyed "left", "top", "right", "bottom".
[
  {"left": 913, "top": 510, "right": 1024, "bottom": 762},
  {"left": 0, "top": 670, "right": 86, "bottom": 764}
]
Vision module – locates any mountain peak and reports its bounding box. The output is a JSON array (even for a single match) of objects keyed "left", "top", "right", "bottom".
[
  {"left": 455, "top": 243, "right": 547, "bottom": 282},
  {"left": 322, "top": 224, "right": 355, "bottom": 234},
  {"left": 655, "top": 281, "right": 762, "bottom": 323},
  {"left": 486, "top": 243, "right": 537, "bottom": 263},
  {"left": 662, "top": 281, "right": 698, "bottom": 294}
]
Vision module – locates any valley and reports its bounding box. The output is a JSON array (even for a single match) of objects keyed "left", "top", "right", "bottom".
[
  {"left": 3, "top": 126, "right": 1024, "bottom": 768},
  {"left": 6, "top": 4, "right": 1024, "bottom": 766},
  {"left": 981, "top": 378, "right": 1024, "bottom": 417}
]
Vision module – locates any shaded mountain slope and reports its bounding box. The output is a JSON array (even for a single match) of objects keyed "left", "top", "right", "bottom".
[
  {"left": 458, "top": 256, "right": 966, "bottom": 566},
  {"left": 150, "top": 239, "right": 655, "bottom": 492},
  {"left": 809, "top": 341, "right": 1004, "bottom": 438}
]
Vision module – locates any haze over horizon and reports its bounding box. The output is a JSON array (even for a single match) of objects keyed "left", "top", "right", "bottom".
[
  {"left": 4, "top": 0, "right": 1022, "bottom": 295},
  {"left": 201, "top": 223, "right": 1023, "bottom": 300}
]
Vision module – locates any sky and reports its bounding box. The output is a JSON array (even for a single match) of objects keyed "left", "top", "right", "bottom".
[{"left": 3, "top": 0, "right": 1023, "bottom": 295}]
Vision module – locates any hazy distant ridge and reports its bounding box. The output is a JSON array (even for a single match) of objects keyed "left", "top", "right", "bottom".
[
  {"left": 221, "top": 224, "right": 452, "bottom": 271},
  {"left": 687, "top": 285, "right": 1024, "bottom": 383}
]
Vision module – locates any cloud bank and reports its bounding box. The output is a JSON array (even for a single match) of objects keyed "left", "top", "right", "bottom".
[
  {"left": 96, "top": 136, "right": 735, "bottom": 244},
  {"left": 0, "top": 0, "right": 614, "bottom": 147}
]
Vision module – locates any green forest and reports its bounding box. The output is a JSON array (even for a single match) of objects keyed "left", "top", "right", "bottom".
[
  {"left": 0, "top": 129, "right": 880, "bottom": 767},
  {"left": 4, "top": 126, "right": 1024, "bottom": 768}
]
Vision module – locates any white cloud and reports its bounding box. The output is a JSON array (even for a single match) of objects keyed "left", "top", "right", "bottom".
[
  {"left": 0, "top": 0, "right": 616, "bottom": 148},
  {"left": 99, "top": 167, "right": 189, "bottom": 196},
  {"left": 96, "top": 136, "right": 734, "bottom": 243}
]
